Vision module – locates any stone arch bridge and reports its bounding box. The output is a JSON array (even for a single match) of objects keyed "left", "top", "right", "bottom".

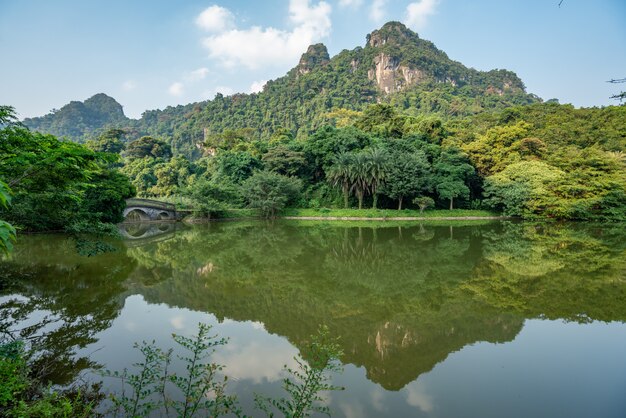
[{"left": 123, "top": 198, "right": 179, "bottom": 222}]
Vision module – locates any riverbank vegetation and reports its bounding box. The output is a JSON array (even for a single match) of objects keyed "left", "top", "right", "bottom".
[
  {"left": 116, "top": 102, "right": 625, "bottom": 221},
  {"left": 0, "top": 106, "right": 135, "bottom": 253},
  {"left": 3, "top": 101, "right": 626, "bottom": 226}
]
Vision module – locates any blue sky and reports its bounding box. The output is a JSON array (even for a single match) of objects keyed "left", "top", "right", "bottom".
[{"left": 1, "top": 0, "right": 624, "bottom": 119}]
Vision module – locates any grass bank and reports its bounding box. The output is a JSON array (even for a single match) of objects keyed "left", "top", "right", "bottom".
[{"left": 215, "top": 208, "right": 505, "bottom": 221}]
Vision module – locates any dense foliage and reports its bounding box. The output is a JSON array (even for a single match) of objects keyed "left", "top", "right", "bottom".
[
  {"left": 14, "top": 22, "right": 626, "bottom": 221},
  {"left": 0, "top": 181, "right": 16, "bottom": 255},
  {"left": 106, "top": 101, "right": 625, "bottom": 220},
  {"left": 23, "top": 93, "right": 128, "bottom": 141},
  {"left": 0, "top": 106, "right": 135, "bottom": 234}
]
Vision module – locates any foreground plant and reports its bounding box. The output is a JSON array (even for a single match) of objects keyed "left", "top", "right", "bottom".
[
  {"left": 170, "top": 324, "right": 238, "bottom": 418},
  {"left": 0, "top": 340, "right": 103, "bottom": 417},
  {"left": 105, "top": 324, "right": 238, "bottom": 417},
  {"left": 104, "top": 324, "right": 344, "bottom": 417},
  {"left": 255, "top": 325, "right": 344, "bottom": 418}
]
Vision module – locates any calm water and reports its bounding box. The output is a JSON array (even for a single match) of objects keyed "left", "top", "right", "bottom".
[{"left": 1, "top": 221, "right": 626, "bottom": 417}]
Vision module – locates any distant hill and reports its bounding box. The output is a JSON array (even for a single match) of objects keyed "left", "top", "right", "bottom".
[
  {"left": 24, "top": 22, "right": 540, "bottom": 150},
  {"left": 23, "top": 93, "right": 128, "bottom": 141}
]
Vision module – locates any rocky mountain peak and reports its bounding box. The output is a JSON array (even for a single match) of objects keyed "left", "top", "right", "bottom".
[
  {"left": 296, "top": 43, "right": 330, "bottom": 75},
  {"left": 366, "top": 21, "right": 417, "bottom": 48}
]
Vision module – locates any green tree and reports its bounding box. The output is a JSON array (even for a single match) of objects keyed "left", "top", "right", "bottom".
[
  {"left": 413, "top": 196, "right": 435, "bottom": 213},
  {"left": 262, "top": 146, "right": 306, "bottom": 177},
  {"left": 355, "top": 104, "right": 404, "bottom": 138},
  {"left": 186, "top": 176, "right": 243, "bottom": 217},
  {"left": 327, "top": 153, "right": 354, "bottom": 208},
  {"left": 82, "top": 170, "right": 135, "bottom": 223},
  {"left": 214, "top": 150, "right": 262, "bottom": 184},
  {"left": 382, "top": 151, "right": 431, "bottom": 210},
  {"left": 434, "top": 147, "right": 474, "bottom": 210},
  {"left": 365, "top": 148, "right": 389, "bottom": 209},
  {"left": 483, "top": 161, "right": 565, "bottom": 217},
  {"left": 125, "top": 136, "right": 172, "bottom": 159},
  {"left": 349, "top": 152, "right": 370, "bottom": 210},
  {"left": 85, "top": 128, "right": 126, "bottom": 154},
  {"left": 303, "top": 126, "right": 372, "bottom": 181},
  {"left": 0, "top": 181, "right": 16, "bottom": 255},
  {"left": 243, "top": 171, "right": 302, "bottom": 218},
  {"left": 0, "top": 105, "right": 134, "bottom": 234}
]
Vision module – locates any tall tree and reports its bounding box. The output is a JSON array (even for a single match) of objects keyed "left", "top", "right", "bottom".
[
  {"left": 327, "top": 152, "right": 354, "bottom": 209},
  {"left": 365, "top": 148, "right": 389, "bottom": 209},
  {"left": 349, "top": 153, "right": 370, "bottom": 210},
  {"left": 434, "top": 148, "right": 474, "bottom": 210},
  {"left": 382, "top": 151, "right": 432, "bottom": 210}
]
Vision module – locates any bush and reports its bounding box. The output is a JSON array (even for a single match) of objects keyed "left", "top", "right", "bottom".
[
  {"left": 243, "top": 171, "right": 302, "bottom": 218},
  {"left": 413, "top": 196, "right": 435, "bottom": 213}
]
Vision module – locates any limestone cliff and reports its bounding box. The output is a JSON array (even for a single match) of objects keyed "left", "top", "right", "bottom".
[
  {"left": 296, "top": 43, "right": 330, "bottom": 76},
  {"left": 364, "top": 21, "right": 524, "bottom": 96}
]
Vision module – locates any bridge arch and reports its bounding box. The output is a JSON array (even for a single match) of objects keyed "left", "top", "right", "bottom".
[
  {"left": 123, "top": 208, "right": 150, "bottom": 222},
  {"left": 122, "top": 198, "right": 178, "bottom": 223},
  {"left": 157, "top": 211, "right": 171, "bottom": 221}
]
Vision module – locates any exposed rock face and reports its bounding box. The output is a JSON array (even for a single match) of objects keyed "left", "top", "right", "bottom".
[
  {"left": 367, "top": 53, "right": 425, "bottom": 94},
  {"left": 296, "top": 43, "right": 330, "bottom": 75},
  {"left": 365, "top": 22, "right": 429, "bottom": 94}
]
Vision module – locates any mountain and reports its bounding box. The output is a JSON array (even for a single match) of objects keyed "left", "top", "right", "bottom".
[
  {"left": 23, "top": 93, "right": 128, "bottom": 141},
  {"left": 24, "top": 22, "right": 540, "bottom": 151}
]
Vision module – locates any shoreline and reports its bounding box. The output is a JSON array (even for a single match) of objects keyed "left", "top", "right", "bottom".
[
  {"left": 280, "top": 216, "right": 512, "bottom": 221},
  {"left": 183, "top": 215, "right": 513, "bottom": 223}
]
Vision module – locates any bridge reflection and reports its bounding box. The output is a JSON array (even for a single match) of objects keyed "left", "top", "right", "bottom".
[{"left": 118, "top": 222, "right": 182, "bottom": 247}]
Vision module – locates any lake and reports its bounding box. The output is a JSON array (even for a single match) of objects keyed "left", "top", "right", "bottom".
[{"left": 1, "top": 220, "right": 625, "bottom": 417}]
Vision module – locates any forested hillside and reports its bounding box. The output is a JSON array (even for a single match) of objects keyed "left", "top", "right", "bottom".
[
  {"left": 23, "top": 93, "right": 128, "bottom": 141},
  {"left": 24, "top": 22, "right": 538, "bottom": 154},
  {"left": 15, "top": 21, "right": 626, "bottom": 221},
  {"left": 132, "top": 22, "right": 539, "bottom": 159}
]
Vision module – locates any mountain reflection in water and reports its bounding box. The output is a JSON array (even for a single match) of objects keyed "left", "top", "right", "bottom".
[{"left": 1, "top": 221, "right": 625, "bottom": 417}]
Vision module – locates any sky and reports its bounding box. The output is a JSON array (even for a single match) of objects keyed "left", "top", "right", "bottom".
[{"left": 1, "top": 0, "right": 624, "bottom": 119}]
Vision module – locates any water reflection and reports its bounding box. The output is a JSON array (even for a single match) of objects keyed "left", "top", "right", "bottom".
[
  {"left": 1, "top": 221, "right": 626, "bottom": 416},
  {"left": 0, "top": 235, "right": 134, "bottom": 384}
]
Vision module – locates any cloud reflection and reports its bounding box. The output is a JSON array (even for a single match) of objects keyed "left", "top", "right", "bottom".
[
  {"left": 213, "top": 341, "right": 298, "bottom": 384},
  {"left": 405, "top": 380, "right": 434, "bottom": 413}
]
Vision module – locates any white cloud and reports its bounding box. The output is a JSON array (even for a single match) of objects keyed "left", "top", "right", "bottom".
[
  {"left": 168, "top": 81, "right": 184, "bottom": 96},
  {"left": 249, "top": 80, "right": 267, "bottom": 93},
  {"left": 369, "top": 0, "right": 387, "bottom": 23},
  {"left": 339, "top": 0, "right": 363, "bottom": 8},
  {"left": 122, "top": 80, "right": 136, "bottom": 91},
  {"left": 185, "top": 67, "right": 210, "bottom": 81},
  {"left": 199, "top": 0, "right": 332, "bottom": 70},
  {"left": 404, "top": 0, "right": 438, "bottom": 31},
  {"left": 196, "top": 5, "right": 235, "bottom": 32},
  {"left": 289, "top": 0, "right": 332, "bottom": 36}
]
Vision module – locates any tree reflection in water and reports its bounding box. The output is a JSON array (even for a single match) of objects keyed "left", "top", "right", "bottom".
[{"left": 1, "top": 221, "right": 625, "bottom": 391}]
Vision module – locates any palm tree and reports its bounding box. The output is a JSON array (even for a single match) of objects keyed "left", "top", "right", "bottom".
[
  {"left": 327, "top": 153, "right": 353, "bottom": 208},
  {"left": 365, "top": 148, "right": 389, "bottom": 209},
  {"left": 349, "top": 153, "right": 369, "bottom": 210}
]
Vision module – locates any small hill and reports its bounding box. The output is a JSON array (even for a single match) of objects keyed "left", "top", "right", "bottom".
[{"left": 23, "top": 93, "right": 128, "bottom": 141}]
